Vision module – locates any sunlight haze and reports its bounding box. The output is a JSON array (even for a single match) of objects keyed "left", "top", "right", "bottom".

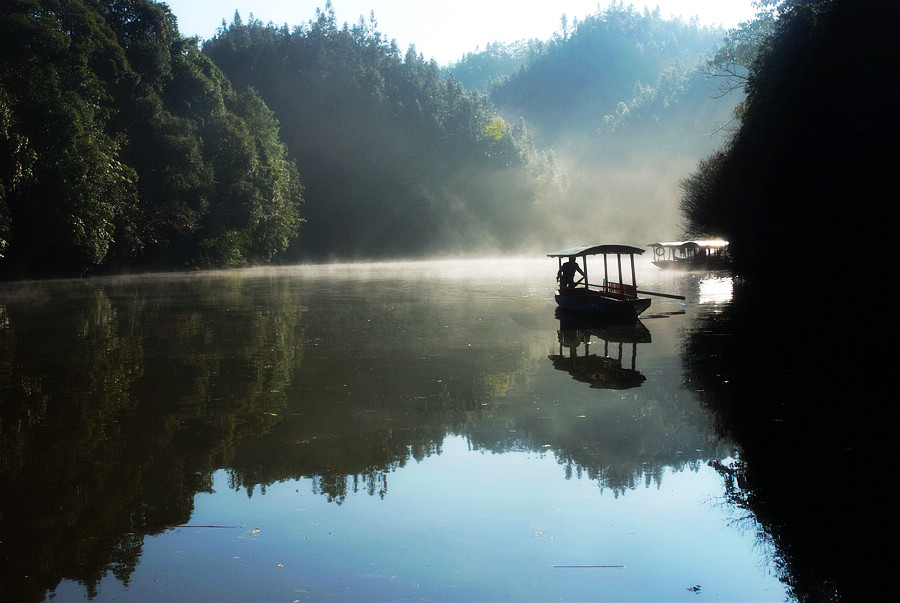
[{"left": 164, "top": 1, "right": 759, "bottom": 64}]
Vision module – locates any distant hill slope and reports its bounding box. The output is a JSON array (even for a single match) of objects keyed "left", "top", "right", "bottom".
[{"left": 468, "top": 4, "right": 741, "bottom": 245}]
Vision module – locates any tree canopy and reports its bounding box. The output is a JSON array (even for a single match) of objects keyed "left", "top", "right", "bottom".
[
  {"left": 202, "top": 2, "right": 563, "bottom": 260},
  {"left": 2, "top": 0, "right": 793, "bottom": 277},
  {"left": 0, "top": 0, "right": 302, "bottom": 277},
  {"left": 488, "top": 2, "right": 727, "bottom": 146}
]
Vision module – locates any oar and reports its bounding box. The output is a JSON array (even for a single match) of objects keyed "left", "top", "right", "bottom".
[
  {"left": 636, "top": 289, "right": 685, "bottom": 300},
  {"left": 584, "top": 282, "right": 685, "bottom": 300}
]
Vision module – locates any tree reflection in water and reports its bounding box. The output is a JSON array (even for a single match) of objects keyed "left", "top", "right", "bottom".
[
  {"left": 0, "top": 274, "right": 303, "bottom": 602},
  {"left": 681, "top": 279, "right": 891, "bottom": 603}
]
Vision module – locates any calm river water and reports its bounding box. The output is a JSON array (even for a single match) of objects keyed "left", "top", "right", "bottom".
[{"left": 2, "top": 258, "right": 792, "bottom": 602}]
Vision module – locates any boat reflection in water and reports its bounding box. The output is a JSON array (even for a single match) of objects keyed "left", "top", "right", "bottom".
[{"left": 549, "top": 308, "right": 651, "bottom": 390}]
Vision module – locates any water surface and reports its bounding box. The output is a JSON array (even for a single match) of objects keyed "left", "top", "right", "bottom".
[{"left": 0, "top": 259, "right": 787, "bottom": 602}]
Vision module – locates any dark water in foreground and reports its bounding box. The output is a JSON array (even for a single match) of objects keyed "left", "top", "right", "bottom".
[{"left": 1, "top": 259, "right": 794, "bottom": 601}]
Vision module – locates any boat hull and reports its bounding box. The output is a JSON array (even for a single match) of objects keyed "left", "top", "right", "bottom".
[{"left": 554, "top": 289, "right": 651, "bottom": 318}]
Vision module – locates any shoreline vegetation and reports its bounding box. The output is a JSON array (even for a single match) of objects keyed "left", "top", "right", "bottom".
[
  {"left": 3, "top": 0, "right": 732, "bottom": 280},
  {"left": 3, "top": 1, "right": 892, "bottom": 285}
]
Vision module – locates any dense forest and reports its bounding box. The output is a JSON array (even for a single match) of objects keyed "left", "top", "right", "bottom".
[
  {"left": 5, "top": 0, "right": 890, "bottom": 279},
  {"left": 1, "top": 0, "right": 738, "bottom": 277},
  {"left": 0, "top": 0, "right": 303, "bottom": 277},
  {"left": 201, "top": 3, "right": 564, "bottom": 260}
]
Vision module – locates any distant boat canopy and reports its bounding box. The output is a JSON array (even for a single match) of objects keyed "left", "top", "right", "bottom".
[
  {"left": 647, "top": 240, "right": 731, "bottom": 271},
  {"left": 649, "top": 239, "right": 729, "bottom": 249}
]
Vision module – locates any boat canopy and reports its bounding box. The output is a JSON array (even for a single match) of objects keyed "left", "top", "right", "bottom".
[
  {"left": 549, "top": 243, "right": 644, "bottom": 301},
  {"left": 548, "top": 244, "right": 645, "bottom": 258},
  {"left": 647, "top": 239, "right": 728, "bottom": 250}
]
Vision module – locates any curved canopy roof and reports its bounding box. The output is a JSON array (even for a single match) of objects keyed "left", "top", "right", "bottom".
[
  {"left": 548, "top": 244, "right": 645, "bottom": 258},
  {"left": 647, "top": 239, "right": 729, "bottom": 249}
]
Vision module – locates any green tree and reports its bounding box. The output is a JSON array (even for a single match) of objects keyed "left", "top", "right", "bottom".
[
  {"left": 446, "top": 39, "right": 546, "bottom": 93},
  {"left": 198, "top": 88, "right": 303, "bottom": 265},
  {"left": 101, "top": 1, "right": 303, "bottom": 269},
  {"left": 0, "top": 0, "right": 140, "bottom": 275},
  {"left": 0, "top": 0, "right": 303, "bottom": 277},
  {"left": 203, "top": 5, "right": 562, "bottom": 259},
  {"left": 0, "top": 90, "right": 34, "bottom": 259}
]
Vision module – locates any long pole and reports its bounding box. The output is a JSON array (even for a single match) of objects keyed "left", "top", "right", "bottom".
[
  {"left": 584, "top": 283, "right": 685, "bottom": 300},
  {"left": 635, "top": 289, "right": 685, "bottom": 300}
]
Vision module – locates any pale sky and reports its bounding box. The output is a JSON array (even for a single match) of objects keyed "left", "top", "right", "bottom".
[{"left": 162, "top": 1, "right": 758, "bottom": 64}]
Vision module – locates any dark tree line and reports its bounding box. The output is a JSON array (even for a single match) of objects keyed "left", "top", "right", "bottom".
[
  {"left": 0, "top": 0, "right": 302, "bottom": 278},
  {"left": 680, "top": 0, "right": 898, "bottom": 292},
  {"left": 678, "top": 5, "right": 899, "bottom": 599}
]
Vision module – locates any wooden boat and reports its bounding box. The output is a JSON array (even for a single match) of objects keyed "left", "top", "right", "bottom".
[
  {"left": 548, "top": 244, "right": 652, "bottom": 319},
  {"left": 647, "top": 239, "right": 731, "bottom": 271}
]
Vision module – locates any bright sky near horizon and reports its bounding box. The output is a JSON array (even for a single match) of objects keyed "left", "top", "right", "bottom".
[{"left": 162, "top": 1, "right": 758, "bottom": 64}]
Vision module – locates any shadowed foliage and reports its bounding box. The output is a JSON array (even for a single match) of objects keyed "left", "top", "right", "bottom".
[{"left": 0, "top": 0, "right": 302, "bottom": 277}]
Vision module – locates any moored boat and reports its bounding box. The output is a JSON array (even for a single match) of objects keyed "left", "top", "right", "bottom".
[
  {"left": 548, "top": 244, "right": 652, "bottom": 319},
  {"left": 647, "top": 239, "right": 731, "bottom": 270}
]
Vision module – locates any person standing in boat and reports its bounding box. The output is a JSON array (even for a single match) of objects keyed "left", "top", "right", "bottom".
[{"left": 557, "top": 256, "right": 585, "bottom": 288}]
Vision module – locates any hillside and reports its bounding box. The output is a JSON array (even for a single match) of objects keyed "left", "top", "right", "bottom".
[
  {"left": 2, "top": 0, "right": 743, "bottom": 277},
  {"left": 479, "top": 3, "right": 740, "bottom": 244}
]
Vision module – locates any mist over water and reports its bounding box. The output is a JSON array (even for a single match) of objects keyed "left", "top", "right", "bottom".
[{"left": 541, "top": 91, "right": 738, "bottom": 247}]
